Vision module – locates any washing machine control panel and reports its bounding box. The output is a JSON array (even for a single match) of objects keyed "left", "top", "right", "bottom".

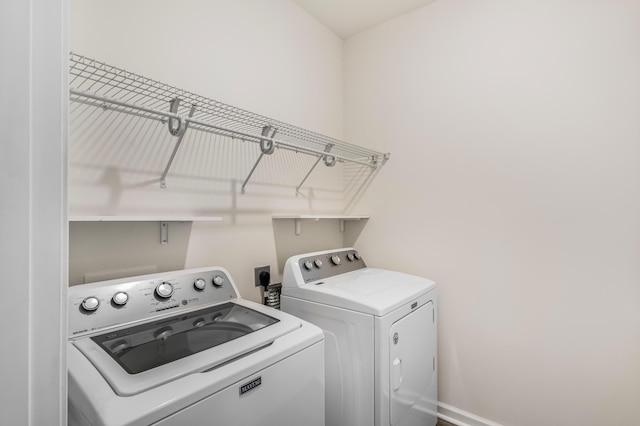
[
  {"left": 298, "top": 249, "right": 366, "bottom": 283},
  {"left": 68, "top": 268, "right": 238, "bottom": 338}
]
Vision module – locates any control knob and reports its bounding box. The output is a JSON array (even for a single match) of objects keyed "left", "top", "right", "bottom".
[
  {"left": 330, "top": 254, "right": 341, "bottom": 265},
  {"left": 314, "top": 259, "right": 323, "bottom": 268},
  {"left": 155, "top": 282, "right": 174, "bottom": 299},
  {"left": 347, "top": 253, "right": 355, "bottom": 261},
  {"left": 353, "top": 252, "right": 361, "bottom": 260},
  {"left": 112, "top": 292, "right": 129, "bottom": 306},
  {"left": 212, "top": 275, "right": 224, "bottom": 287},
  {"left": 81, "top": 296, "right": 100, "bottom": 312},
  {"left": 303, "top": 261, "right": 314, "bottom": 271},
  {"left": 194, "top": 278, "right": 206, "bottom": 291}
]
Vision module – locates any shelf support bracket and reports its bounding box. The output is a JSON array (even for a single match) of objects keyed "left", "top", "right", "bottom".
[
  {"left": 160, "top": 221, "right": 169, "bottom": 244},
  {"left": 161, "top": 99, "right": 196, "bottom": 188},
  {"left": 296, "top": 144, "right": 334, "bottom": 196},
  {"left": 241, "top": 125, "right": 277, "bottom": 194}
]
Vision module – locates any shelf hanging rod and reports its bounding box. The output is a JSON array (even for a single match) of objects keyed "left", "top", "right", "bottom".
[
  {"left": 241, "top": 125, "right": 277, "bottom": 194},
  {"left": 160, "top": 98, "right": 196, "bottom": 188},
  {"left": 70, "top": 89, "right": 182, "bottom": 120},
  {"left": 69, "top": 89, "right": 383, "bottom": 169},
  {"left": 187, "top": 118, "right": 378, "bottom": 168},
  {"left": 70, "top": 96, "right": 168, "bottom": 123}
]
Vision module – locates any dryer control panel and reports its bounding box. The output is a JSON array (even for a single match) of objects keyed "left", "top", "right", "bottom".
[
  {"left": 296, "top": 249, "right": 366, "bottom": 283},
  {"left": 68, "top": 267, "right": 239, "bottom": 338}
]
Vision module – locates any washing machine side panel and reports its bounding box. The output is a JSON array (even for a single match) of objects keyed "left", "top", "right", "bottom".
[
  {"left": 389, "top": 302, "right": 436, "bottom": 425},
  {"left": 375, "top": 289, "right": 438, "bottom": 426},
  {"left": 281, "top": 295, "right": 375, "bottom": 426},
  {"left": 153, "top": 340, "right": 325, "bottom": 426}
]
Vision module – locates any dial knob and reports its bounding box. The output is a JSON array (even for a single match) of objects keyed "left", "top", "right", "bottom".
[
  {"left": 304, "top": 261, "right": 313, "bottom": 270},
  {"left": 347, "top": 253, "right": 355, "bottom": 261},
  {"left": 212, "top": 275, "right": 224, "bottom": 287},
  {"left": 194, "top": 278, "right": 206, "bottom": 291},
  {"left": 193, "top": 318, "right": 206, "bottom": 328},
  {"left": 155, "top": 282, "right": 174, "bottom": 299},
  {"left": 81, "top": 296, "right": 100, "bottom": 312},
  {"left": 112, "top": 292, "right": 129, "bottom": 306},
  {"left": 330, "top": 254, "right": 341, "bottom": 265},
  {"left": 354, "top": 252, "right": 361, "bottom": 260},
  {"left": 314, "top": 259, "right": 323, "bottom": 268}
]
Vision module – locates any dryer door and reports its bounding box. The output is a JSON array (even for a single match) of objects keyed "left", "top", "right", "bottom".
[{"left": 389, "top": 301, "right": 435, "bottom": 425}]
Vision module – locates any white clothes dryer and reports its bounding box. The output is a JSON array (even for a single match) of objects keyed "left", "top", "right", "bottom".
[
  {"left": 68, "top": 267, "right": 324, "bottom": 426},
  {"left": 281, "top": 248, "right": 437, "bottom": 426}
]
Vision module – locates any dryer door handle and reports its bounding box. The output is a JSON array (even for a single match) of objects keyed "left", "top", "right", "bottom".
[{"left": 392, "top": 357, "right": 403, "bottom": 391}]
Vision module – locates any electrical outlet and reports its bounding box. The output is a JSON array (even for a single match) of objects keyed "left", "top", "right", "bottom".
[{"left": 254, "top": 265, "right": 270, "bottom": 287}]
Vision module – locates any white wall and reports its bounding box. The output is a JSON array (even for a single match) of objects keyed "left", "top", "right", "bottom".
[
  {"left": 345, "top": 1, "right": 640, "bottom": 425},
  {"left": 0, "top": 0, "right": 68, "bottom": 424},
  {"left": 69, "top": 0, "right": 348, "bottom": 300}
]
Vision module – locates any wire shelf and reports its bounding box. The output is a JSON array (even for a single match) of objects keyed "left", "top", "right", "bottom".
[{"left": 69, "top": 53, "right": 389, "bottom": 193}]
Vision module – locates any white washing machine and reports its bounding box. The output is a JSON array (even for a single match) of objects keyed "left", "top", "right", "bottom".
[
  {"left": 281, "top": 248, "right": 437, "bottom": 426},
  {"left": 68, "top": 266, "right": 325, "bottom": 426}
]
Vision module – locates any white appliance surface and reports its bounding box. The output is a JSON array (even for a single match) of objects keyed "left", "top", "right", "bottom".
[
  {"left": 282, "top": 267, "right": 433, "bottom": 316},
  {"left": 68, "top": 267, "right": 325, "bottom": 426},
  {"left": 281, "top": 248, "right": 438, "bottom": 426}
]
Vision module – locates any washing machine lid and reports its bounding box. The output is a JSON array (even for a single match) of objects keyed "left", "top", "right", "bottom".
[
  {"left": 71, "top": 299, "right": 301, "bottom": 396},
  {"left": 283, "top": 268, "right": 436, "bottom": 316}
]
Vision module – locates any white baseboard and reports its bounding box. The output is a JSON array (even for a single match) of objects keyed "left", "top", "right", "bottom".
[{"left": 438, "top": 402, "right": 504, "bottom": 426}]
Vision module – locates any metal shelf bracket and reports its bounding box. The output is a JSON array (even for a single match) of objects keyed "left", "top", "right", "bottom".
[
  {"left": 241, "top": 125, "right": 277, "bottom": 194},
  {"left": 296, "top": 144, "right": 334, "bottom": 196},
  {"left": 160, "top": 221, "right": 169, "bottom": 244},
  {"left": 160, "top": 98, "right": 196, "bottom": 188}
]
